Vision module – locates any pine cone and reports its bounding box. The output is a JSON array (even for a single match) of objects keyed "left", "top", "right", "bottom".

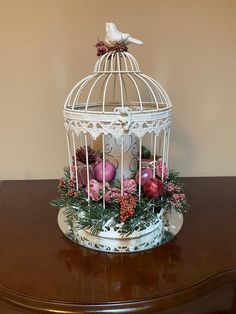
[
  {"left": 76, "top": 146, "right": 97, "bottom": 165},
  {"left": 119, "top": 195, "right": 137, "bottom": 223}
]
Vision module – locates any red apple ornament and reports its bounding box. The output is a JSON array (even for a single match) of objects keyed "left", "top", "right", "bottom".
[
  {"left": 93, "top": 161, "right": 116, "bottom": 182},
  {"left": 135, "top": 168, "right": 153, "bottom": 186},
  {"left": 143, "top": 178, "right": 165, "bottom": 199}
]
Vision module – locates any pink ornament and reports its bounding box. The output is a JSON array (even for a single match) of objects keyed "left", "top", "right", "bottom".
[
  {"left": 143, "top": 178, "right": 165, "bottom": 199},
  {"left": 93, "top": 161, "right": 116, "bottom": 183},
  {"left": 135, "top": 168, "right": 153, "bottom": 186}
]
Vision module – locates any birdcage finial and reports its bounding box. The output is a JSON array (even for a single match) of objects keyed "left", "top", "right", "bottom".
[
  {"left": 95, "top": 23, "right": 143, "bottom": 57},
  {"left": 105, "top": 22, "right": 143, "bottom": 47}
]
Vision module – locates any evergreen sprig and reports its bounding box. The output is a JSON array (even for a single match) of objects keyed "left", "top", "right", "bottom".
[{"left": 51, "top": 168, "right": 188, "bottom": 236}]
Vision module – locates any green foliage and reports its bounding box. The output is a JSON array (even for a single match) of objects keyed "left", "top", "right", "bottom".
[
  {"left": 51, "top": 168, "right": 188, "bottom": 236},
  {"left": 141, "top": 145, "right": 151, "bottom": 159}
]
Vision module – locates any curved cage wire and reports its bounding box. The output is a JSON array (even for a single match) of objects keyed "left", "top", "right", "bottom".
[
  {"left": 64, "top": 51, "right": 171, "bottom": 114},
  {"left": 63, "top": 50, "right": 172, "bottom": 208}
]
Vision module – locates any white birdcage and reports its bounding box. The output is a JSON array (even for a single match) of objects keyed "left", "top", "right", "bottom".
[{"left": 62, "top": 24, "right": 173, "bottom": 252}]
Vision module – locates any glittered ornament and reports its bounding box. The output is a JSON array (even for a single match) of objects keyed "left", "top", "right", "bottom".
[
  {"left": 93, "top": 161, "right": 116, "bottom": 182},
  {"left": 143, "top": 178, "right": 165, "bottom": 199},
  {"left": 135, "top": 168, "right": 153, "bottom": 186}
]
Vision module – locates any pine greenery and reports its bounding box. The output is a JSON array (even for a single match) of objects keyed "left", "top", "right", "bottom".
[{"left": 51, "top": 168, "right": 188, "bottom": 236}]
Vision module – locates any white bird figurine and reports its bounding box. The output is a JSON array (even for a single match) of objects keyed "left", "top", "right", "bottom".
[{"left": 105, "top": 22, "right": 143, "bottom": 47}]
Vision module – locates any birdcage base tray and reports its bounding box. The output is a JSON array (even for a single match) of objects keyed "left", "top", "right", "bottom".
[{"left": 57, "top": 208, "right": 183, "bottom": 253}]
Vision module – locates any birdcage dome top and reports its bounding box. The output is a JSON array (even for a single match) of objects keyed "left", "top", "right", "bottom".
[
  {"left": 64, "top": 30, "right": 172, "bottom": 140},
  {"left": 94, "top": 50, "right": 141, "bottom": 73},
  {"left": 64, "top": 50, "right": 171, "bottom": 114}
]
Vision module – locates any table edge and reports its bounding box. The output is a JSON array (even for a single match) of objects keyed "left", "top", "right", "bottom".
[{"left": 0, "top": 269, "right": 235, "bottom": 313}]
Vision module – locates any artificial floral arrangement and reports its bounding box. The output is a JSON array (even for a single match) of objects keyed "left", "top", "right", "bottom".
[{"left": 51, "top": 145, "right": 188, "bottom": 236}]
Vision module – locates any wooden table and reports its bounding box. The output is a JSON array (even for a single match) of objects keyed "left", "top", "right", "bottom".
[{"left": 0, "top": 178, "right": 235, "bottom": 314}]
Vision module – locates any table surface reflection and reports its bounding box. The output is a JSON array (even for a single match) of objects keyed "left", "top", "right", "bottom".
[{"left": 0, "top": 178, "right": 235, "bottom": 313}]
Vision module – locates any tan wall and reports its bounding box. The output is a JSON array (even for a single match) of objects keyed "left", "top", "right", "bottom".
[{"left": 1, "top": 0, "right": 236, "bottom": 179}]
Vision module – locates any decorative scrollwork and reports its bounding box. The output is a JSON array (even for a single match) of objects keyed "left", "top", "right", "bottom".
[{"left": 64, "top": 115, "right": 171, "bottom": 139}]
